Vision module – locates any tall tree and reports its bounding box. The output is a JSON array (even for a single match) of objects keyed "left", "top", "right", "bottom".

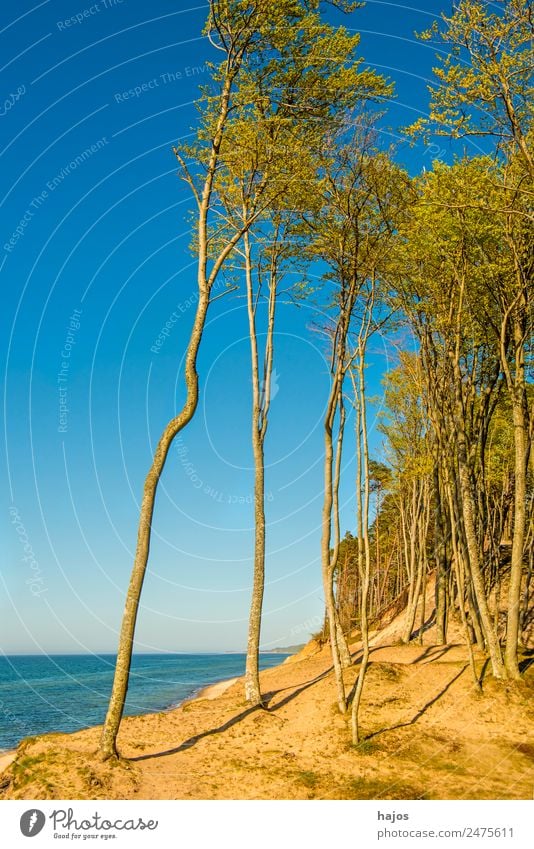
[
  {"left": 394, "top": 162, "right": 513, "bottom": 677},
  {"left": 348, "top": 289, "right": 375, "bottom": 744},
  {"left": 212, "top": 7, "right": 389, "bottom": 704},
  {"left": 309, "top": 133, "right": 406, "bottom": 714},
  {"left": 99, "top": 0, "right": 342, "bottom": 759},
  {"left": 409, "top": 0, "right": 534, "bottom": 178}
]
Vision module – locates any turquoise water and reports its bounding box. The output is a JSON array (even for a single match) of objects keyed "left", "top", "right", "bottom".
[{"left": 0, "top": 653, "right": 287, "bottom": 751}]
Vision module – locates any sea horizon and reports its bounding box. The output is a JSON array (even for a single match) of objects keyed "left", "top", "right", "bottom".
[{"left": 1, "top": 650, "right": 289, "bottom": 657}]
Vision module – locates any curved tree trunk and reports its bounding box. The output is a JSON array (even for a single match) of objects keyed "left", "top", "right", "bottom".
[
  {"left": 99, "top": 62, "right": 238, "bottom": 760},
  {"left": 450, "top": 280, "right": 506, "bottom": 680},
  {"left": 446, "top": 480, "right": 481, "bottom": 689},
  {"left": 100, "top": 289, "right": 210, "bottom": 760},
  {"left": 456, "top": 454, "right": 506, "bottom": 679}
]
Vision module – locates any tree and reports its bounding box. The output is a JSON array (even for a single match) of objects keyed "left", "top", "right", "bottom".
[
  {"left": 308, "top": 130, "right": 406, "bottom": 715},
  {"left": 348, "top": 291, "right": 375, "bottom": 744},
  {"left": 409, "top": 0, "right": 534, "bottom": 178},
  {"left": 442, "top": 155, "right": 533, "bottom": 677},
  {"left": 393, "top": 161, "right": 514, "bottom": 677},
  {"left": 211, "top": 6, "right": 390, "bottom": 705},
  {"left": 379, "top": 354, "right": 432, "bottom": 645}
]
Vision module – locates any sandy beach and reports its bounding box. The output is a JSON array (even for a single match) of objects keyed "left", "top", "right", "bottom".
[
  {"left": 0, "top": 676, "right": 241, "bottom": 777},
  {"left": 193, "top": 677, "right": 240, "bottom": 701},
  {"left": 0, "top": 631, "right": 532, "bottom": 800},
  {"left": 0, "top": 751, "right": 16, "bottom": 774}
]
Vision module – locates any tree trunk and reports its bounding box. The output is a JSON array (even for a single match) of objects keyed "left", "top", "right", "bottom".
[
  {"left": 245, "top": 417, "right": 267, "bottom": 705},
  {"left": 350, "top": 348, "right": 372, "bottom": 745},
  {"left": 100, "top": 289, "right": 210, "bottom": 760},
  {"left": 100, "top": 65, "right": 238, "bottom": 759},
  {"left": 450, "top": 308, "right": 506, "bottom": 678},
  {"left": 322, "top": 379, "right": 347, "bottom": 714},
  {"left": 244, "top": 227, "right": 276, "bottom": 705},
  {"left": 330, "top": 396, "right": 352, "bottom": 669},
  {"left": 446, "top": 481, "right": 481, "bottom": 689},
  {"left": 456, "top": 454, "right": 506, "bottom": 678},
  {"left": 504, "top": 315, "right": 529, "bottom": 679},
  {"left": 434, "top": 465, "right": 448, "bottom": 644}
]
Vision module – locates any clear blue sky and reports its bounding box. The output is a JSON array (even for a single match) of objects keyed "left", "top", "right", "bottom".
[{"left": 1, "top": 1, "right": 483, "bottom": 655}]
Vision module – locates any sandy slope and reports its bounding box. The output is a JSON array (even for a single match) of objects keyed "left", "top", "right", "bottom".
[
  {"left": 1, "top": 638, "right": 532, "bottom": 801},
  {"left": 0, "top": 752, "right": 16, "bottom": 774}
]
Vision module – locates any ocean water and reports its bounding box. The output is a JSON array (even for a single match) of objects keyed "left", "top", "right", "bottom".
[{"left": 0, "top": 653, "right": 287, "bottom": 751}]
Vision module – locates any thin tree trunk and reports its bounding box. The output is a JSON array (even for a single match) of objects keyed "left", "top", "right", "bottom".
[
  {"left": 418, "top": 560, "right": 427, "bottom": 646},
  {"left": 100, "top": 66, "right": 239, "bottom": 759},
  {"left": 244, "top": 227, "right": 275, "bottom": 705},
  {"left": 100, "top": 289, "right": 209, "bottom": 759},
  {"left": 351, "top": 356, "right": 371, "bottom": 745},
  {"left": 450, "top": 279, "right": 506, "bottom": 678},
  {"left": 331, "top": 394, "right": 352, "bottom": 668},
  {"left": 456, "top": 452, "right": 505, "bottom": 678},
  {"left": 402, "top": 481, "right": 425, "bottom": 643},
  {"left": 434, "top": 464, "right": 448, "bottom": 644},
  {"left": 446, "top": 481, "right": 481, "bottom": 689},
  {"left": 504, "top": 316, "right": 529, "bottom": 679},
  {"left": 321, "top": 379, "right": 347, "bottom": 713}
]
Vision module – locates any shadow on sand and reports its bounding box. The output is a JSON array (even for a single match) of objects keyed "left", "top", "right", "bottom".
[{"left": 131, "top": 645, "right": 474, "bottom": 762}]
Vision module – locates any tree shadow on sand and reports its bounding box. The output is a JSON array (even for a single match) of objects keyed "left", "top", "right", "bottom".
[
  {"left": 365, "top": 664, "right": 468, "bottom": 741},
  {"left": 129, "top": 666, "right": 334, "bottom": 762},
  {"left": 130, "top": 647, "right": 479, "bottom": 762}
]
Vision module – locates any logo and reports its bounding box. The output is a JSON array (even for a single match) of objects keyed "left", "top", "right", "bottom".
[
  {"left": 20, "top": 809, "right": 46, "bottom": 837},
  {"left": 260, "top": 369, "right": 280, "bottom": 403}
]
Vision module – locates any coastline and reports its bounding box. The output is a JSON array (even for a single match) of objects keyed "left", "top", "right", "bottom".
[
  {"left": 0, "top": 680, "right": 242, "bottom": 778},
  {"left": 1, "top": 640, "right": 533, "bottom": 800},
  {"left": 0, "top": 750, "right": 16, "bottom": 774},
  {"left": 191, "top": 676, "right": 240, "bottom": 701},
  {"left": 0, "top": 654, "right": 290, "bottom": 759}
]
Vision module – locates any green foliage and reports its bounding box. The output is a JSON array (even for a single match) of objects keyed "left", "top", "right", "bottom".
[
  {"left": 177, "top": 0, "right": 393, "bottom": 272},
  {"left": 406, "top": 0, "right": 533, "bottom": 166}
]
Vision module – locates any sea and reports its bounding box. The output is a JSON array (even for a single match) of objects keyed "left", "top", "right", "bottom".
[{"left": 0, "top": 652, "right": 288, "bottom": 752}]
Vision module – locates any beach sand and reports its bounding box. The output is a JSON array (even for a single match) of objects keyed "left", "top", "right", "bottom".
[
  {"left": 193, "top": 677, "right": 240, "bottom": 700},
  {"left": 0, "top": 751, "right": 16, "bottom": 774},
  {"left": 1, "top": 635, "right": 533, "bottom": 800}
]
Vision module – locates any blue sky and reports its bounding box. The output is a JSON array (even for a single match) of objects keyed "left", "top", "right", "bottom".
[{"left": 1, "top": 1, "right": 479, "bottom": 655}]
